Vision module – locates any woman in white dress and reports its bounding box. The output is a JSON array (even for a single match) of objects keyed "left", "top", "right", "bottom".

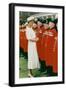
[{"left": 26, "top": 17, "right": 40, "bottom": 77}]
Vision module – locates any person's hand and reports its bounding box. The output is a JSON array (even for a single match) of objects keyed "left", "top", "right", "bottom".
[
  {"left": 48, "top": 32, "right": 53, "bottom": 36},
  {"left": 43, "top": 31, "right": 48, "bottom": 35},
  {"left": 36, "top": 37, "right": 39, "bottom": 41},
  {"left": 54, "top": 37, "right": 57, "bottom": 40}
]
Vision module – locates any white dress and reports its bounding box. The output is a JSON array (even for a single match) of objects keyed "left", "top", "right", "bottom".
[{"left": 26, "top": 27, "right": 40, "bottom": 69}]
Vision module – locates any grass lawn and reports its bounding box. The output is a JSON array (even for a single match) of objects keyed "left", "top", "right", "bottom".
[{"left": 19, "top": 56, "right": 48, "bottom": 78}]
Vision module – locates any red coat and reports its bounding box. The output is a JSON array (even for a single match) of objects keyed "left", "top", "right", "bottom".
[
  {"left": 20, "top": 29, "right": 28, "bottom": 52},
  {"left": 52, "top": 32, "right": 58, "bottom": 73},
  {"left": 36, "top": 26, "right": 45, "bottom": 60},
  {"left": 20, "top": 30, "right": 25, "bottom": 49},
  {"left": 41, "top": 29, "right": 48, "bottom": 61},
  {"left": 23, "top": 31, "right": 28, "bottom": 53},
  {"left": 43, "top": 29, "right": 57, "bottom": 67}
]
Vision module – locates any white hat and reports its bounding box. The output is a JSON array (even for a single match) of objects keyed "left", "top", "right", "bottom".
[
  {"left": 24, "top": 22, "right": 28, "bottom": 26},
  {"left": 27, "top": 16, "right": 34, "bottom": 22}
]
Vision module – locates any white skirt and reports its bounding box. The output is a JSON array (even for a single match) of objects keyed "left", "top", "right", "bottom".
[{"left": 28, "top": 41, "right": 40, "bottom": 69}]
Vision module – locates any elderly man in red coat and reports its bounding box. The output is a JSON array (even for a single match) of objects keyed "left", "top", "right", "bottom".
[
  {"left": 20, "top": 24, "right": 28, "bottom": 58},
  {"left": 45, "top": 19, "right": 58, "bottom": 74},
  {"left": 36, "top": 21, "right": 43, "bottom": 60},
  {"left": 20, "top": 24, "right": 27, "bottom": 52},
  {"left": 36, "top": 20, "right": 48, "bottom": 72},
  {"left": 41, "top": 22, "right": 49, "bottom": 61}
]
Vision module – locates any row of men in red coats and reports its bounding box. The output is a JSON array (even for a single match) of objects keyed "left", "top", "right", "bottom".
[{"left": 19, "top": 19, "right": 58, "bottom": 74}]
